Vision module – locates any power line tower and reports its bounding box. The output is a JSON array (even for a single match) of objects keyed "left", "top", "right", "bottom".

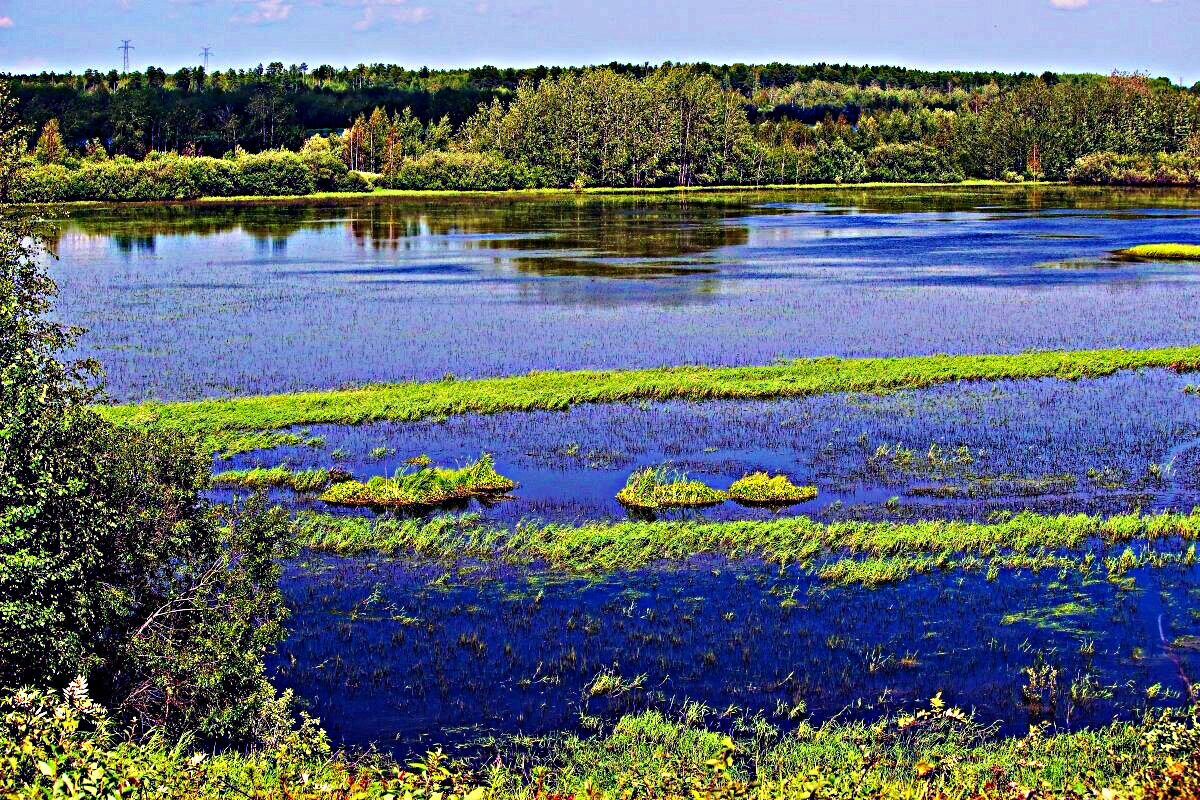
[
  {"left": 200, "top": 47, "right": 213, "bottom": 70},
  {"left": 118, "top": 39, "right": 134, "bottom": 73}
]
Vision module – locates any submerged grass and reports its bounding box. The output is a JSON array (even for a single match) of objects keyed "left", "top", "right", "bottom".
[
  {"left": 97, "top": 347, "right": 1200, "bottom": 448},
  {"left": 728, "top": 472, "right": 818, "bottom": 506},
  {"left": 319, "top": 455, "right": 514, "bottom": 509},
  {"left": 211, "top": 465, "right": 350, "bottom": 493},
  {"left": 1116, "top": 243, "right": 1200, "bottom": 261},
  {"left": 291, "top": 509, "right": 1200, "bottom": 577},
  {"left": 615, "top": 467, "right": 728, "bottom": 509}
]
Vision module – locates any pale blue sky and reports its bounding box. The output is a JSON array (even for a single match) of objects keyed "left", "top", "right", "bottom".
[{"left": 0, "top": 0, "right": 1195, "bottom": 84}]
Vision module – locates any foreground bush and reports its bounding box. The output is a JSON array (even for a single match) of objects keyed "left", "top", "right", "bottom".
[
  {"left": 1068, "top": 151, "right": 1200, "bottom": 186},
  {"left": 3, "top": 684, "right": 1198, "bottom": 799}
]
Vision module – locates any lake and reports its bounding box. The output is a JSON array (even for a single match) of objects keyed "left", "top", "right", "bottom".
[{"left": 54, "top": 185, "right": 1200, "bottom": 755}]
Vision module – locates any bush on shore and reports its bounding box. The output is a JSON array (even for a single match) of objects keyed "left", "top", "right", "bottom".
[
  {"left": 8, "top": 149, "right": 372, "bottom": 202},
  {"left": 1068, "top": 151, "right": 1200, "bottom": 186},
  {"left": 865, "top": 142, "right": 965, "bottom": 183},
  {"left": 377, "top": 150, "right": 551, "bottom": 191}
]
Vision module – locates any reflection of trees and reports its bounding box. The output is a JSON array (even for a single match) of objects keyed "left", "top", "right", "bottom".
[{"left": 46, "top": 186, "right": 1200, "bottom": 275}]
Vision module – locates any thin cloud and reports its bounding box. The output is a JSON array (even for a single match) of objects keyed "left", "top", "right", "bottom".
[
  {"left": 231, "top": 0, "right": 293, "bottom": 24},
  {"left": 0, "top": 16, "right": 13, "bottom": 28},
  {"left": 1050, "top": 0, "right": 1088, "bottom": 8},
  {"left": 344, "top": 0, "right": 432, "bottom": 30}
]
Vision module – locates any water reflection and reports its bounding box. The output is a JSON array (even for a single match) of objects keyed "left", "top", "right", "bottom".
[{"left": 46, "top": 186, "right": 1200, "bottom": 402}]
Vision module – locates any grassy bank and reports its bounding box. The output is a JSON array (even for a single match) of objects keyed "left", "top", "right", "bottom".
[
  {"left": 32, "top": 179, "right": 1021, "bottom": 207},
  {"left": 97, "top": 347, "right": 1200, "bottom": 450},
  {"left": 291, "top": 509, "right": 1200, "bottom": 580},
  {"left": 6, "top": 682, "right": 1197, "bottom": 799}
]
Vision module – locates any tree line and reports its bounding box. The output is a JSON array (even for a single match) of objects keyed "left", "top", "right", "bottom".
[{"left": 7, "top": 65, "right": 1200, "bottom": 200}]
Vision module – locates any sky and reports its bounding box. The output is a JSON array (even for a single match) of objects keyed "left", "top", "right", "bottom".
[{"left": 0, "top": 0, "right": 1195, "bottom": 84}]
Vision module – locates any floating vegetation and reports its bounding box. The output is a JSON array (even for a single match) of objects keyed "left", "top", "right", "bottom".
[
  {"left": 615, "top": 466, "right": 728, "bottom": 509},
  {"left": 211, "top": 465, "right": 350, "bottom": 493},
  {"left": 727, "top": 472, "right": 817, "bottom": 506},
  {"left": 292, "top": 509, "right": 1200, "bottom": 577},
  {"left": 319, "top": 455, "right": 514, "bottom": 509},
  {"left": 1115, "top": 243, "right": 1200, "bottom": 261},
  {"left": 100, "top": 346, "right": 1200, "bottom": 442}
]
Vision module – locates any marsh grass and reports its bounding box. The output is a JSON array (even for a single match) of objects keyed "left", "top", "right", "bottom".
[
  {"left": 292, "top": 509, "right": 1200, "bottom": 583},
  {"left": 98, "top": 347, "right": 1200, "bottom": 449},
  {"left": 616, "top": 467, "right": 728, "bottom": 509},
  {"left": 211, "top": 465, "right": 351, "bottom": 493},
  {"left": 320, "top": 455, "right": 515, "bottom": 509},
  {"left": 1116, "top": 243, "right": 1200, "bottom": 261},
  {"left": 728, "top": 472, "right": 817, "bottom": 506}
]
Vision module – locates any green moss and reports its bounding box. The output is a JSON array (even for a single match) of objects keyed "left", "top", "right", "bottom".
[
  {"left": 96, "top": 346, "right": 1200, "bottom": 447},
  {"left": 728, "top": 472, "right": 817, "bottom": 506},
  {"left": 1115, "top": 243, "right": 1200, "bottom": 261},
  {"left": 319, "top": 455, "right": 514, "bottom": 509},
  {"left": 615, "top": 467, "right": 728, "bottom": 509}
]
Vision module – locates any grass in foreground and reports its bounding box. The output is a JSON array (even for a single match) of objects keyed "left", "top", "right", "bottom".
[
  {"left": 1116, "top": 243, "right": 1200, "bottom": 261},
  {"left": 728, "top": 472, "right": 818, "bottom": 506},
  {"left": 615, "top": 466, "right": 728, "bottom": 509},
  {"left": 96, "top": 346, "right": 1200, "bottom": 451},
  {"left": 5, "top": 682, "right": 1198, "bottom": 799},
  {"left": 320, "top": 455, "right": 514, "bottom": 509}
]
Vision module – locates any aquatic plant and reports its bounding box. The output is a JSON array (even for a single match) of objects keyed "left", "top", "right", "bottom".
[
  {"left": 99, "top": 346, "right": 1200, "bottom": 444},
  {"left": 615, "top": 466, "right": 728, "bottom": 509},
  {"left": 211, "top": 465, "right": 351, "bottom": 493},
  {"left": 728, "top": 472, "right": 817, "bottom": 506},
  {"left": 1116, "top": 243, "right": 1200, "bottom": 261},
  {"left": 320, "top": 455, "right": 514, "bottom": 509}
]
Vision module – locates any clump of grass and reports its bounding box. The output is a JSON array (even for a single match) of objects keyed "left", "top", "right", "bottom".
[
  {"left": 1115, "top": 243, "right": 1200, "bottom": 261},
  {"left": 615, "top": 466, "right": 728, "bottom": 509},
  {"left": 728, "top": 472, "right": 817, "bottom": 506},
  {"left": 211, "top": 465, "right": 351, "bottom": 493},
  {"left": 320, "top": 455, "right": 514, "bottom": 509}
]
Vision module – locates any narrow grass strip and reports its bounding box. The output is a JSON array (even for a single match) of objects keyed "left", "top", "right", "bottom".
[
  {"left": 1116, "top": 243, "right": 1200, "bottom": 261},
  {"left": 291, "top": 510, "right": 1200, "bottom": 574},
  {"left": 97, "top": 347, "right": 1200, "bottom": 439}
]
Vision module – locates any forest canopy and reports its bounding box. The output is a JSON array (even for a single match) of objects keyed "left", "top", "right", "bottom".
[{"left": 5, "top": 60, "right": 1200, "bottom": 196}]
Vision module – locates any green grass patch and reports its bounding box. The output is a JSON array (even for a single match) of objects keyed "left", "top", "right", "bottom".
[
  {"left": 319, "top": 455, "right": 514, "bottom": 509},
  {"left": 210, "top": 465, "right": 350, "bottom": 493},
  {"left": 1115, "top": 243, "right": 1200, "bottom": 261},
  {"left": 728, "top": 472, "right": 818, "bottom": 506},
  {"left": 291, "top": 509, "right": 1200, "bottom": 578},
  {"left": 615, "top": 466, "right": 728, "bottom": 509},
  {"left": 96, "top": 346, "right": 1200, "bottom": 449}
]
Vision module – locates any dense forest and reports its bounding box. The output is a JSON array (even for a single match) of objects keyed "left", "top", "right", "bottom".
[{"left": 6, "top": 60, "right": 1200, "bottom": 198}]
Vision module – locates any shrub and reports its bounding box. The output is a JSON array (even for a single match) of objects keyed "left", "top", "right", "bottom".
[
  {"left": 9, "top": 163, "right": 74, "bottom": 202},
  {"left": 379, "top": 150, "right": 549, "bottom": 191},
  {"left": 803, "top": 140, "right": 867, "bottom": 184},
  {"left": 300, "top": 147, "right": 351, "bottom": 192},
  {"left": 0, "top": 214, "right": 297, "bottom": 742},
  {"left": 232, "top": 149, "right": 315, "bottom": 196},
  {"left": 1068, "top": 151, "right": 1200, "bottom": 186},
  {"left": 865, "top": 143, "right": 964, "bottom": 183},
  {"left": 68, "top": 154, "right": 238, "bottom": 201},
  {"left": 337, "top": 169, "right": 373, "bottom": 192}
]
